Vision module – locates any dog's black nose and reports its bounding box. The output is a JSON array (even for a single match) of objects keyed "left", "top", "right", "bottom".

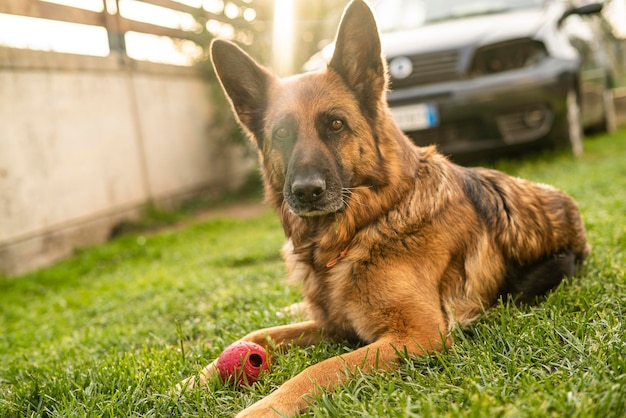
[{"left": 292, "top": 177, "right": 326, "bottom": 203}]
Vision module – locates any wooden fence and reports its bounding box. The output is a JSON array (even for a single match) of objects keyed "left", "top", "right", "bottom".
[
  {"left": 0, "top": 0, "right": 260, "bottom": 276},
  {"left": 0, "top": 0, "right": 254, "bottom": 59}
]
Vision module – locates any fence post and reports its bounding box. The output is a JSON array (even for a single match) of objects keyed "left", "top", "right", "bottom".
[
  {"left": 102, "top": 0, "right": 154, "bottom": 203},
  {"left": 102, "top": 0, "right": 127, "bottom": 56}
]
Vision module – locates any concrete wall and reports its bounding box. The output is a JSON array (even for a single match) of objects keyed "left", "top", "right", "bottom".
[{"left": 0, "top": 48, "right": 253, "bottom": 276}]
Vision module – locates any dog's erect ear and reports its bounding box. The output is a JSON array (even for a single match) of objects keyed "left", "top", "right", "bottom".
[
  {"left": 329, "top": 0, "right": 387, "bottom": 111},
  {"left": 210, "top": 39, "right": 274, "bottom": 145}
]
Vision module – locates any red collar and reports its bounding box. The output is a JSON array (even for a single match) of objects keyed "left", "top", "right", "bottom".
[{"left": 326, "top": 245, "right": 350, "bottom": 268}]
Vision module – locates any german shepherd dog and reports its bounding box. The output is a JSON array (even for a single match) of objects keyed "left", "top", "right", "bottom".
[{"left": 181, "top": 0, "right": 589, "bottom": 416}]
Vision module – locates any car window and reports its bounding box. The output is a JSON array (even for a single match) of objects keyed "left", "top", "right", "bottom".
[{"left": 374, "top": 0, "right": 546, "bottom": 32}]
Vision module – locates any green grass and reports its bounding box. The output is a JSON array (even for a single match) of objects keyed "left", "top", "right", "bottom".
[{"left": 1, "top": 132, "right": 625, "bottom": 417}]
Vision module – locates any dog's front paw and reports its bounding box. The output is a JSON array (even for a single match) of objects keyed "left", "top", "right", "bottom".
[
  {"left": 176, "top": 360, "right": 219, "bottom": 393},
  {"left": 175, "top": 375, "right": 196, "bottom": 393},
  {"left": 235, "top": 388, "right": 303, "bottom": 418},
  {"left": 235, "top": 404, "right": 283, "bottom": 418}
]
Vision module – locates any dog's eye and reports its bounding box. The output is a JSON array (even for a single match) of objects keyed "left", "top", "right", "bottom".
[
  {"left": 274, "top": 127, "right": 289, "bottom": 139},
  {"left": 329, "top": 120, "right": 344, "bottom": 132}
]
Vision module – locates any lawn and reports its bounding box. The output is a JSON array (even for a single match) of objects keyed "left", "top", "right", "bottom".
[{"left": 1, "top": 132, "right": 625, "bottom": 417}]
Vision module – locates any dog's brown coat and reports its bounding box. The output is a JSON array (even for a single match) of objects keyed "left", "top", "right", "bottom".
[{"left": 181, "top": 1, "right": 589, "bottom": 416}]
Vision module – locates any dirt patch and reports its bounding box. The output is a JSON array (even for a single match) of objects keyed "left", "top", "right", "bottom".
[
  {"left": 156, "top": 201, "right": 270, "bottom": 235},
  {"left": 193, "top": 201, "right": 269, "bottom": 222}
]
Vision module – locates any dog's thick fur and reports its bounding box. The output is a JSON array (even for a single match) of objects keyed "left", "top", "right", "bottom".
[{"left": 181, "top": 1, "right": 589, "bottom": 416}]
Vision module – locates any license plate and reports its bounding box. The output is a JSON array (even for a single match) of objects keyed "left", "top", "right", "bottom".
[{"left": 390, "top": 103, "right": 438, "bottom": 131}]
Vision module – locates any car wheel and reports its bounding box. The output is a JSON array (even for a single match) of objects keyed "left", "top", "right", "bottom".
[{"left": 564, "top": 88, "right": 584, "bottom": 157}]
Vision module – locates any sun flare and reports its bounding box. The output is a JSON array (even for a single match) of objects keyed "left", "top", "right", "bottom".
[{"left": 272, "top": 0, "right": 296, "bottom": 76}]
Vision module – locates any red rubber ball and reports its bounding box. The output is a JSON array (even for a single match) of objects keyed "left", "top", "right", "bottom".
[{"left": 215, "top": 341, "right": 270, "bottom": 385}]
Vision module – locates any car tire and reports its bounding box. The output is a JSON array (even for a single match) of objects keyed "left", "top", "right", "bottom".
[{"left": 563, "top": 88, "right": 584, "bottom": 157}]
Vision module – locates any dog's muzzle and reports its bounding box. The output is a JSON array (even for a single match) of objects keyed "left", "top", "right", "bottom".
[
  {"left": 285, "top": 174, "right": 343, "bottom": 217},
  {"left": 292, "top": 176, "right": 326, "bottom": 204}
]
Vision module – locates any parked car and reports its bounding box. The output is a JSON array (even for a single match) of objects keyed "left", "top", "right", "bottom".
[{"left": 305, "top": 0, "right": 617, "bottom": 161}]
